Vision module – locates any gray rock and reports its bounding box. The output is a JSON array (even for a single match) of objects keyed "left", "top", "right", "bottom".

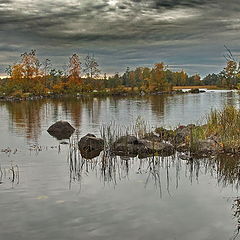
[
  {"left": 174, "top": 125, "right": 195, "bottom": 144},
  {"left": 177, "top": 143, "right": 189, "bottom": 152},
  {"left": 139, "top": 140, "right": 175, "bottom": 156},
  {"left": 80, "top": 149, "right": 102, "bottom": 159},
  {"left": 192, "top": 139, "right": 220, "bottom": 156},
  {"left": 78, "top": 134, "right": 104, "bottom": 155},
  {"left": 114, "top": 135, "right": 139, "bottom": 145},
  {"left": 47, "top": 121, "right": 75, "bottom": 140},
  {"left": 111, "top": 135, "right": 140, "bottom": 155},
  {"left": 112, "top": 135, "right": 175, "bottom": 157},
  {"left": 178, "top": 153, "right": 192, "bottom": 161}
]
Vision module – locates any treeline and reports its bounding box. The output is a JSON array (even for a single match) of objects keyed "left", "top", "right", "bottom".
[
  {"left": 0, "top": 49, "right": 239, "bottom": 97},
  {"left": 203, "top": 60, "right": 240, "bottom": 87}
]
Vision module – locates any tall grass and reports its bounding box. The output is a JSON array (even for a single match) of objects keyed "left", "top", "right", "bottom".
[
  {"left": 206, "top": 105, "right": 240, "bottom": 152},
  {"left": 100, "top": 117, "right": 150, "bottom": 149}
]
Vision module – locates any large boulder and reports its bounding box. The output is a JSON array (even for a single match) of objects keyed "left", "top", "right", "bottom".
[
  {"left": 78, "top": 134, "right": 104, "bottom": 158},
  {"left": 47, "top": 121, "right": 75, "bottom": 140}
]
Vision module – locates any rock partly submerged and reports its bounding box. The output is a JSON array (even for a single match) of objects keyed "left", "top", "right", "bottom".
[
  {"left": 75, "top": 123, "right": 226, "bottom": 160},
  {"left": 111, "top": 135, "right": 175, "bottom": 158},
  {"left": 191, "top": 139, "right": 220, "bottom": 157},
  {"left": 47, "top": 121, "right": 75, "bottom": 140},
  {"left": 78, "top": 134, "right": 104, "bottom": 159}
]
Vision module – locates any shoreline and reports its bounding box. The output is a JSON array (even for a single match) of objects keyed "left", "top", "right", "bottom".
[{"left": 0, "top": 87, "right": 234, "bottom": 102}]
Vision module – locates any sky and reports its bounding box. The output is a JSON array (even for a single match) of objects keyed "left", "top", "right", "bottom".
[{"left": 0, "top": 0, "right": 239, "bottom": 77}]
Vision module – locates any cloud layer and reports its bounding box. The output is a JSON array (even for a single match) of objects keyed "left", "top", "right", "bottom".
[{"left": 0, "top": 0, "right": 239, "bottom": 76}]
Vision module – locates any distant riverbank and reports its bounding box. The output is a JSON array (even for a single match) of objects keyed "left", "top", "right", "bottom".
[{"left": 0, "top": 86, "right": 233, "bottom": 102}]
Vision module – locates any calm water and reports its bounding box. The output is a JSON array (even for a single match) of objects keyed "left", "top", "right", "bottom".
[{"left": 0, "top": 90, "right": 240, "bottom": 240}]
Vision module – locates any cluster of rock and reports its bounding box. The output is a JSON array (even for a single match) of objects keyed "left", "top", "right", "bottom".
[
  {"left": 110, "top": 135, "right": 174, "bottom": 158},
  {"left": 47, "top": 121, "right": 223, "bottom": 160},
  {"left": 77, "top": 133, "right": 176, "bottom": 159}
]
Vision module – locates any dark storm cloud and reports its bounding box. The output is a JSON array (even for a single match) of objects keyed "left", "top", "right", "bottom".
[
  {"left": 0, "top": 0, "right": 239, "bottom": 76},
  {"left": 153, "top": 0, "right": 217, "bottom": 8}
]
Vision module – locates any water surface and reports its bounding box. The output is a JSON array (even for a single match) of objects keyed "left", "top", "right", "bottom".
[{"left": 0, "top": 90, "right": 240, "bottom": 240}]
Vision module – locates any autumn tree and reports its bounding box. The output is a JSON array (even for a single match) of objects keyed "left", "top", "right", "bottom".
[
  {"left": 83, "top": 54, "right": 101, "bottom": 79},
  {"left": 150, "top": 63, "right": 168, "bottom": 91},
  {"left": 5, "top": 50, "right": 43, "bottom": 93},
  {"left": 21, "top": 50, "right": 42, "bottom": 79},
  {"left": 42, "top": 58, "right": 51, "bottom": 88},
  {"left": 222, "top": 60, "right": 239, "bottom": 87},
  {"left": 129, "top": 71, "right": 136, "bottom": 90},
  {"left": 67, "top": 53, "right": 82, "bottom": 92},
  {"left": 134, "top": 67, "right": 144, "bottom": 89},
  {"left": 142, "top": 67, "right": 151, "bottom": 88},
  {"left": 172, "top": 70, "right": 187, "bottom": 86},
  {"left": 221, "top": 45, "right": 240, "bottom": 88},
  {"left": 122, "top": 67, "right": 130, "bottom": 86}
]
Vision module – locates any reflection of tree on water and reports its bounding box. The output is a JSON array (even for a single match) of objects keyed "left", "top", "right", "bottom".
[
  {"left": 146, "top": 95, "right": 166, "bottom": 118},
  {"left": 2, "top": 100, "right": 46, "bottom": 141}
]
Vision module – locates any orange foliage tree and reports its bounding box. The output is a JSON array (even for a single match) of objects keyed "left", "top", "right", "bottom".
[{"left": 67, "top": 53, "right": 82, "bottom": 92}]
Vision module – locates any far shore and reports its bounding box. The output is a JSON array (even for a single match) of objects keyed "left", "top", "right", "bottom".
[
  {"left": 0, "top": 86, "right": 232, "bottom": 102},
  {"left": 172, "top": 85, "right": 223, "bottom": 90}
]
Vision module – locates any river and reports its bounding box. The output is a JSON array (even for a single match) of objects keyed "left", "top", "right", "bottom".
[{"left": 0, "top": 90, "right": 240, "bottom": 240}]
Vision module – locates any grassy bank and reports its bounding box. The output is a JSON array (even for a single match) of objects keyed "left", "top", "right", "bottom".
[{"left": 99, "top": 105, "right": 240, "bottom": 157}]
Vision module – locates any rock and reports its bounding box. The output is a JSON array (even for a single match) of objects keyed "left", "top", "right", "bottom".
[
  {"left": 142, "top": 132, "right": 161, "bottom": 142},
  {"left": 138, "top": 140, "right": 175, "bottom": 157},
  {"left": 47, "top": 121, "right": 75, "bottom": 140},
  {"left": 112, "top": 135, "right": 175, "bottom": 157},
  {"left": 80, "top": 149, "right": 102, "bottom": 159},
  {"left": 111, "top": 135, "right": 140, "bottom": 155},
  {"left": 176, "top": 143, "right": 189, "bottom": 152},
  {"left": 78, "top": 134, "right": 104, "bottom": 155},
  {"left": 189, "top": 88, "right": 200, "bottom": 93},
  {"left": 178, "top": 153, "right": 192, "bottom": 161},
  {"left": 174, "top": 126, "right": 190, "bottom": 144},
  {"left": 191, "top": 139, "right": 220, "bottom": 157},
  {"left": 174, "top": 124, "right": 195, "bottom": 144},
  {"left": 155, "top": 127, "right": 175, "bottom": 141},
  {"left": 114, "top": 135, "right": 139, "bottom": 145}
]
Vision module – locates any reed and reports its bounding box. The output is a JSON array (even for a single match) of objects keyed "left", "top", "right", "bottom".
[
  {"left": 100, "top": 117, "right": 150, "bottom": 149},
  {"left": 205, "top": 105, "right": 240, "bottom": 152}
]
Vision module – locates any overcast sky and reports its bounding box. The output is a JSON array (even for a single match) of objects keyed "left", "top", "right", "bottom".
[{"left": 0, "top": 0, "right": 239, "bottom": 77}]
